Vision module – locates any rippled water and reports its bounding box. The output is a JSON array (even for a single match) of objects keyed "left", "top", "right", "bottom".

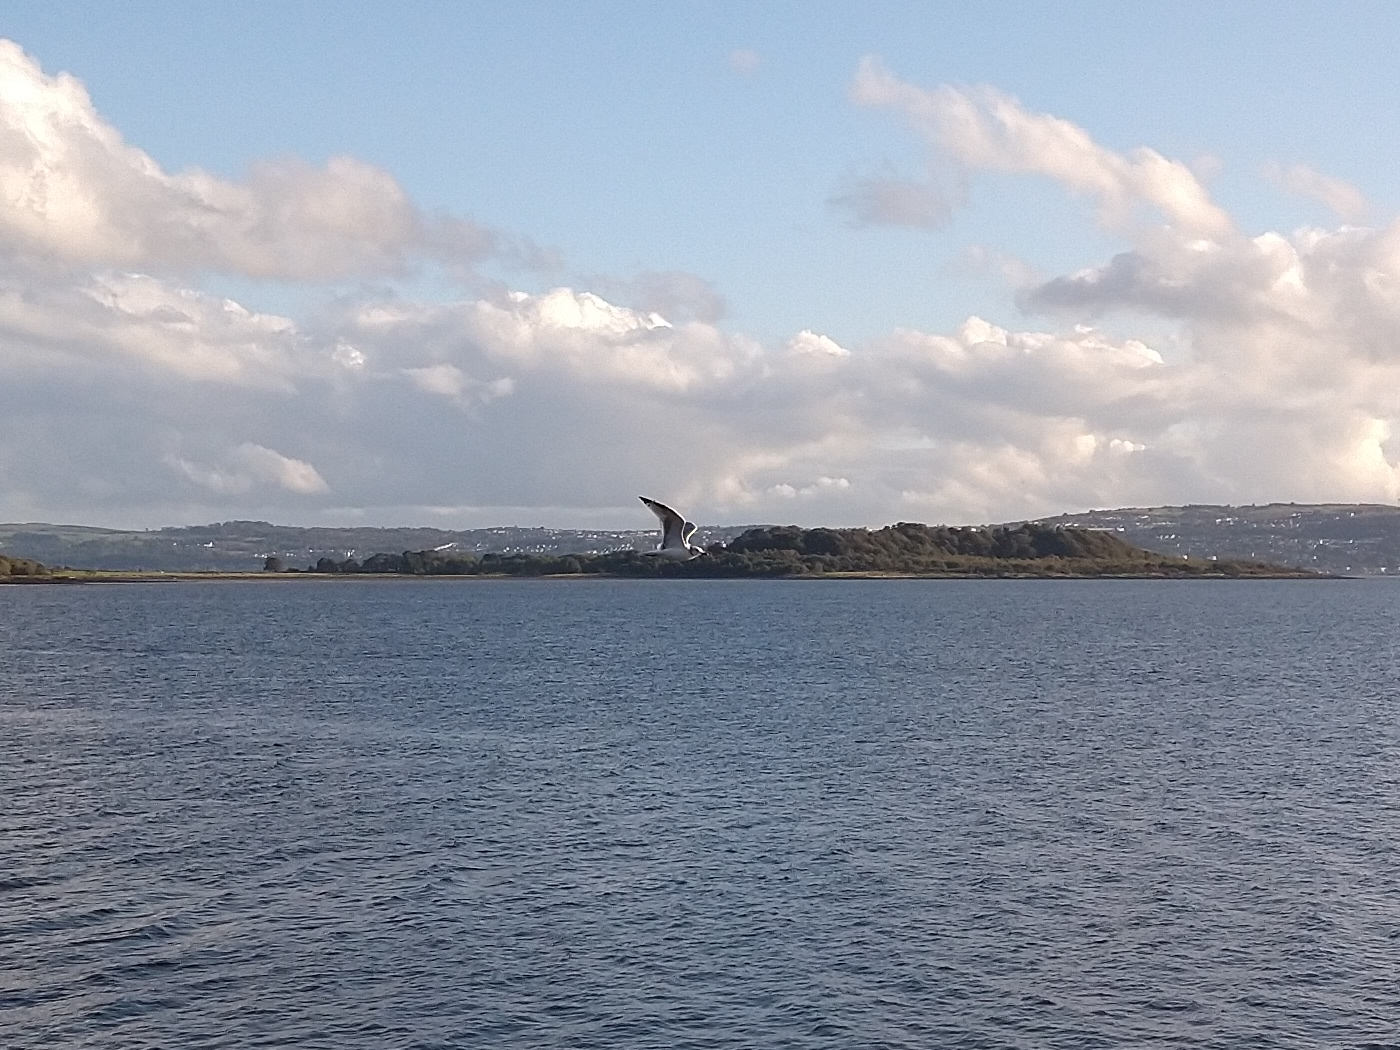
[{"left": 3, "top": 578, "right": 1400, "bottom": 1048}]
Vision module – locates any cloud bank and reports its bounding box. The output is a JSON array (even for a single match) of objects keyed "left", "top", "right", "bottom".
[{"left": 3, "top": 40, "right": 1400, "bottom": 529}]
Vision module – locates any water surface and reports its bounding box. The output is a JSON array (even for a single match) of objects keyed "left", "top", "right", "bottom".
[{"left": 3, "top": 579, "right": 1398, "bottom": 1048}]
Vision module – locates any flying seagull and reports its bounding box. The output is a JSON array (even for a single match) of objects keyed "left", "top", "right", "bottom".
[{"left": 639, "top": 496, "right": 705, "bottom": 560}]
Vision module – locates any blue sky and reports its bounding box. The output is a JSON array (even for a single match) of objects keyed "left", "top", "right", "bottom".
[
  {"left": 3, "top": 4, "right": 1400, "bottom": 528},
  {"left": 10, "top": 1, "right": 1389, "bottom": 340}
]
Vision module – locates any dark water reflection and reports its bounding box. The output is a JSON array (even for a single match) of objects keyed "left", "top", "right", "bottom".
[{"left": 3, "top": 579, "right": 1399, "bottom": 1048}]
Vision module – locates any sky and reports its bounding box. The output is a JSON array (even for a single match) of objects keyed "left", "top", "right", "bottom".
[{"left": 4, "top": 2, "right": 1400, "bottom": 529}]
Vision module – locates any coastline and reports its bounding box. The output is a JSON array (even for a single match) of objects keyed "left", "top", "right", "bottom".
[{"left": 3, "top": 568, "right": 1338, "bottom": 585}]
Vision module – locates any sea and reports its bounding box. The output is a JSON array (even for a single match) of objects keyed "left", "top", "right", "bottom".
[{"left": 2, "top": 578, "right": 1398, "bottom": 1049}]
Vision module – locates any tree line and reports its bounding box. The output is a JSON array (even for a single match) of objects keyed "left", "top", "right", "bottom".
[
  {"left": 0, "top": 554, "right": 50, "bottom": 577},
  {"left": 289, "top": 522, "right": 1302, "bottom": 579}
]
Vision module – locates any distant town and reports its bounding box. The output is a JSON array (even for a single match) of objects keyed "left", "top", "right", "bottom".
[
  {"left": 0, "top": 520, "right": 758, "bottom": 574},
  {"left": 4, "top": 502, "right": 1400, "bottom": 575},
  {"left": 1036, "top": 503, "right": 1400, "bottom": 576}
]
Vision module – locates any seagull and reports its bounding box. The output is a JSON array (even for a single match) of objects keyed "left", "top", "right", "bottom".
[{"left": 639, "top": 496, "right": 705, "bottom": 560}]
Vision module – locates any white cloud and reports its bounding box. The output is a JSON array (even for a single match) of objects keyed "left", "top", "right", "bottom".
[
  {"left": 1268, "top": 162, "right": 1368, "bottom": 223},
  {"left": 403, "top": 363, "right": 515, "bottom": 408},
  {"left": 167, "top": 443, "right": 328, "bottom": 496},
  {"left": 850, "top": 56, "right": 1233, "bottom": 238},
  {"left": 0, "top": 39, "right": 507, "bottom": 280},
  {"left": 0, "top": 269, "right": 305, "bottom": 389},
  {"left": 404, "top": 363, "right": 473, "bottom": 400},
  {"left": 769, "top": 476, "right": 850, "bottom": 500},
  {"left": 7, "top": 42, "right": 1400, "bottom": 531},
  {"left": 787, "top": 330, "right": 849, "bottom": 357},
  {"left": 8, "top": 252, "right": 1400, "bottom": 527},
  {"left": 587, "top": 270, "right": 726, "bottom": 325}
]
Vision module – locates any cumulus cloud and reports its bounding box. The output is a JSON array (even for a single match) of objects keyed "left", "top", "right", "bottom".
[
  {"left": 8, "top": 252, "right": 1400, "bottom": 528},
  {"left": 403, "top": 363, "right": 515, "bottom": 409},
  {"left": 835, "top": 56, "right": 1400, "bottom": 512},
  {"left": 7, "top": 40, "right": 1400, "bottom": 530},
  {"left": 0, "top": 269, "right": 306, "bottom": 388},
  {"left": 786, "top": 330, "right": 849, "bottom": 357},
  {"left": 5, "top": 247, "right": 1183, "bottom": 525},
  {"left": 587, "top": 270, "right": 727, "bottom": 324},
  {"left": 0, "top": 39, "right": 515, "bottom": 280}
]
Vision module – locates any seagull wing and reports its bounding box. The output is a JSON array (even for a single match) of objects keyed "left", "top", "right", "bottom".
[
  {"left": 681, "top": 520, "right": 698, "bottom": 545},
  {"left": 639, "top": 496, "right": 686, "bottom": 548}
]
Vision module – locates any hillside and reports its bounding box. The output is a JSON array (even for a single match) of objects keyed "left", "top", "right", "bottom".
[
  {"left": 304, "top": 522, "right": 1307, "bottom": 579},
  {"left": 4, "top": 503, "right": 1390, "bottom": 574},
  {"left": 1032, "top": 503, "right": 1400, "bottom": 575},
  {"left": 0, "top": 520, "right": 755, "bottom": 572}
]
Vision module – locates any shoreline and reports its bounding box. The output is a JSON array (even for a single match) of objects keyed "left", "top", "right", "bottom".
[{"left": 3, "top": 568, "right": 1340, "bottom": 584}]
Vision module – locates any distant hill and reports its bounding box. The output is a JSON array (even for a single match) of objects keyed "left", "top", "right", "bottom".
[
  {"left": 0, "top": 519, "right": 756, "bottom": 572},
  {"left": 1031, "top": 503, "right": 1400, "bottom": 575},
  {"left": 4, "top": 502, "right": 1392, "bottom": 574}
]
